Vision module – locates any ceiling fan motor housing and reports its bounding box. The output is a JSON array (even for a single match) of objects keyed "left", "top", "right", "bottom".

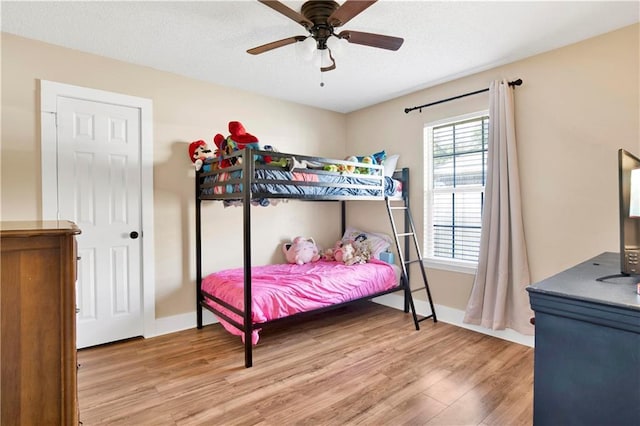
[{"left": 301, "top": 0, "right": 340, "bottom": 49}]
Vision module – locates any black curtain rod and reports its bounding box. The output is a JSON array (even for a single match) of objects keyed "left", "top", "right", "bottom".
[{"left": 404, "top": 78, "right": 523, "bottom": 114}]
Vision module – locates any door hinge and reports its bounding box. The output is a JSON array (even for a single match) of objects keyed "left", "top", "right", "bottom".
[{"left": 46, "top": 111, "right": 58, "bottom": 127}]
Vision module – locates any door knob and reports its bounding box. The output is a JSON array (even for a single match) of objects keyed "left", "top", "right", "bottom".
[{"left": 130, "top": 231, "right": 139, "bottom": 239}]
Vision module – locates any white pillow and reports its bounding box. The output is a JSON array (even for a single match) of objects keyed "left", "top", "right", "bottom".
[
  {"left": 342, "top": 226, "right": 392, "bottom": 258},
  {"left": 383, "top": 154, "right": 400, "bottom": 177}
]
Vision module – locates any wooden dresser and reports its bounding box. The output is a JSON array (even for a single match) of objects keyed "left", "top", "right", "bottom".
[{"left": 1, "top": 221, "right": 80, "bottom": 425}]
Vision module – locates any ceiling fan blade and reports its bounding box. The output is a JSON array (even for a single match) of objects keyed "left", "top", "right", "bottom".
[
  {"left": 258, "top": 0, "right": 313, "bottom": 29},
  {"left": 247, "top": 36, "right": 307, "bottom": 55},
  {"left": 328, "top": 0, "right": 377, "bottom": 27},
  {"left": 338, "top": 30, "right": 404, "bottom": 51}
]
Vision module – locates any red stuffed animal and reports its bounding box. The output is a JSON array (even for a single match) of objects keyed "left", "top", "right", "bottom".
[
  {"left": 215, "top": 121, "right": 259, "bottom": 149},
  {"left": 213, "top": 121, "right": 271, "bottom": 166},
  {"left": 188, "top": 140, "right": 214, "bottom": 171}
]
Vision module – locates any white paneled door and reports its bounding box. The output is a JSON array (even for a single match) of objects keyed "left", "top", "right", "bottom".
[{"left": 56, "top": 97, "right": 144, "bottom": 348}]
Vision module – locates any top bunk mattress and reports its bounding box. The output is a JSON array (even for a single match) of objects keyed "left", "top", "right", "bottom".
[{"left": 200, "top": 169, "right": 401, "bottom": 199}]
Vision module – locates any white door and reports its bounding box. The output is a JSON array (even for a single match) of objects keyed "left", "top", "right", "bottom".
[
  {"left": 41, "top": 80, "right": 155, "bottom": 349},
  {"left": 57, "top": 97, "right": 143, "bottom": 348}
]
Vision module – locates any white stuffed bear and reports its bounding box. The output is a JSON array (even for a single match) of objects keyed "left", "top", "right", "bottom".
[
  {"left": 282, "top": 236, "right": 320, "bottom": 265},
  {"left": 334, "top": 242, "right": 355, "bottom": 264},
  {"left": 334, "top": 240, "right": 370, "bottom": 266}
]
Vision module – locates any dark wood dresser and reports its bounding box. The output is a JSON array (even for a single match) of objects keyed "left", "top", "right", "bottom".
[
  {"left": 1, "top": 221, "right": 80, "bottom": 425},
  {"left": 527, "top": 252, "right": 640, "bottom": 426}
]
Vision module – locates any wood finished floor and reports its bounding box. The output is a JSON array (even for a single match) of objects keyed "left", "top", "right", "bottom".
[{"left": 77, "top": 302, "right": 534, "bottom": 426}]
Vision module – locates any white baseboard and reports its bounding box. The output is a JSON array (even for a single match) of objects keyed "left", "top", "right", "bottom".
[
  {"left": 151, "top": 309, "right": 218, "bottom": 338},
  {"left": 150, "top": 296, "right": 534, "bottom": 348},
  {"left": 372, "top": 293, "right": 534, "bottom": 348}
]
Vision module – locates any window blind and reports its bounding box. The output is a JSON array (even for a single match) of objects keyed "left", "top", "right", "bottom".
[{"left": 426, "top": 115, "right": 488, "bottom": 263}]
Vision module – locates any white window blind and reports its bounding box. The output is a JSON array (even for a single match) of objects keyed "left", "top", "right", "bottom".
[{"left": 425, "top": 114, "right": 488, "bottom": 266}]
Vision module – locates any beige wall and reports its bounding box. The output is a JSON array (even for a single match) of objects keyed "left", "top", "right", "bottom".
[
  {"left": 2, "top": 23, "right": 638, "bottom": 321},
  {"left": 347, "top": 23, "right": 640, "bottom": 310},
  {"left": 1, "top": 33, "right": 347, "bottom": 318}
]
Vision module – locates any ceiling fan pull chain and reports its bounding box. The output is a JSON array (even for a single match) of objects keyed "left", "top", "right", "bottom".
[{"left": 320, "top": 48, "right": 336, "bottom": 73}]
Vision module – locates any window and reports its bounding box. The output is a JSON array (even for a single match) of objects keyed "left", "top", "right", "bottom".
[{"left": 424, "top": 112, "right": 489, "bottom": 273}]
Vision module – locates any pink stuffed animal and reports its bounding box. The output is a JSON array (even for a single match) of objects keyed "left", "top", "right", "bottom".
[
  {"left": 334, "top": 242, "right": 355, "bottom": 264},
  {"left": 321, "top": 240, "right": 343, "bottom": 261},
  {"left": 333, "top": 240, "right": 370, "bottom": 265},
  {"left": 282, "top": 236, "right": 320, "bottom": 265}
]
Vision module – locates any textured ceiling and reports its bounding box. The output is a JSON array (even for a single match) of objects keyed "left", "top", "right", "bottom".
[{"left": 2, "top": 1, "right": 639, "bottom": 113}]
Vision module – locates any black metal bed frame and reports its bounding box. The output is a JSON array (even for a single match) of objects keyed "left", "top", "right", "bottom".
[{"left": 195, "top": 148, "right": 419, "bottom": 368}]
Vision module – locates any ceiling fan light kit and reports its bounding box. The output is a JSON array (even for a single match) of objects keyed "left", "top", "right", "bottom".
[
  {"left": 296, "top": 36, "right": 317, "bottom": 60},
  {"left": 247, "top": 0, "right": 404, "bottom": 72}
]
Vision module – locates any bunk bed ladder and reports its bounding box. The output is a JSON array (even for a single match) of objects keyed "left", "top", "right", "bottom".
[{"left": 385, "top": 197, "right": 437, "bottom": 330}]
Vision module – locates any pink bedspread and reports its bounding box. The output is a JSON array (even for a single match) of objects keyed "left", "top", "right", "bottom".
[{"left": 201, "top": 260, "right": 398, "bottom": 344}]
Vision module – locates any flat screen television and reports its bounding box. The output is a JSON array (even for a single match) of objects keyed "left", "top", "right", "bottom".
[{"left": 618, "top": 149, "right": 640, "bottom": 275}]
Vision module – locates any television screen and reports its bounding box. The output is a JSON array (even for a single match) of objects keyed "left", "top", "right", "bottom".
[{"left": 618, "top": 149, "right": 640, "bottom": 275}]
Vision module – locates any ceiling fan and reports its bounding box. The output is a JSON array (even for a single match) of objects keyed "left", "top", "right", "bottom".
[{"left": 247, "top": 0, "right": 404, "bottom": 72}]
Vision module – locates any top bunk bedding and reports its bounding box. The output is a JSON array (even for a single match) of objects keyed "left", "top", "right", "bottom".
[{"left": 196, "top": 148, "right": 403, "bottom": 202}]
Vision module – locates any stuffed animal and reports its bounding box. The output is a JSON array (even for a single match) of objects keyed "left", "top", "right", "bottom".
[
  {"left": 211, "top": 135, "right": 238, "bottom": 169},
  {"left": 188, "top": 140, "right": 215, "bottom": 171},
  {"left": 263, "top": 145, "right": 294, "bottom": 170},
  {"left": 282, "top": 236, "right": 320, "bottom": 265},
  {"left": 213, "top": 121, "right": 271, "bottom": 167},
  {"left": 334, "top": 242, "right": 355, "bottom": 264},
  {"left": 331, "top": 239, "right": 371, "bottom": 265},
  {"left": 340, "top": 156, "right": 358, "bottom": 174},
  {"left": 321, "top": 240, "right": 343, "bottom": 261},
  {"left": 357, "top": 156, "right": 375, "bottom": 174}
]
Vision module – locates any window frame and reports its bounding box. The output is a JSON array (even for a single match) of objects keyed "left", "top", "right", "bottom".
[{"left": 423, "top": 110, "right": 489, "bottom": 275}]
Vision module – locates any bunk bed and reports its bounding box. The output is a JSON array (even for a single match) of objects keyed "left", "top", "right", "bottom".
[{"left": 195, "top": 148, "right": 434, "bottom": 368}]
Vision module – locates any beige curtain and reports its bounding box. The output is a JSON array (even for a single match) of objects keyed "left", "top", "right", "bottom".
[{"left": 463, "top": 79, "right": 534, "bottom": 335}]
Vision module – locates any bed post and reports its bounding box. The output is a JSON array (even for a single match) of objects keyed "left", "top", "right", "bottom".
[
  {"left": 196, "top": 168, "right": 203, "bottom": 329},
  {"left": 243, "top": 148, "right": 254, "bottom": 368},
  {"left": 341, "top": 200, "right": 346, "bottom": 235},
  {"left": 402, "top": 168, "right": 411, "bottom": 314}
]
